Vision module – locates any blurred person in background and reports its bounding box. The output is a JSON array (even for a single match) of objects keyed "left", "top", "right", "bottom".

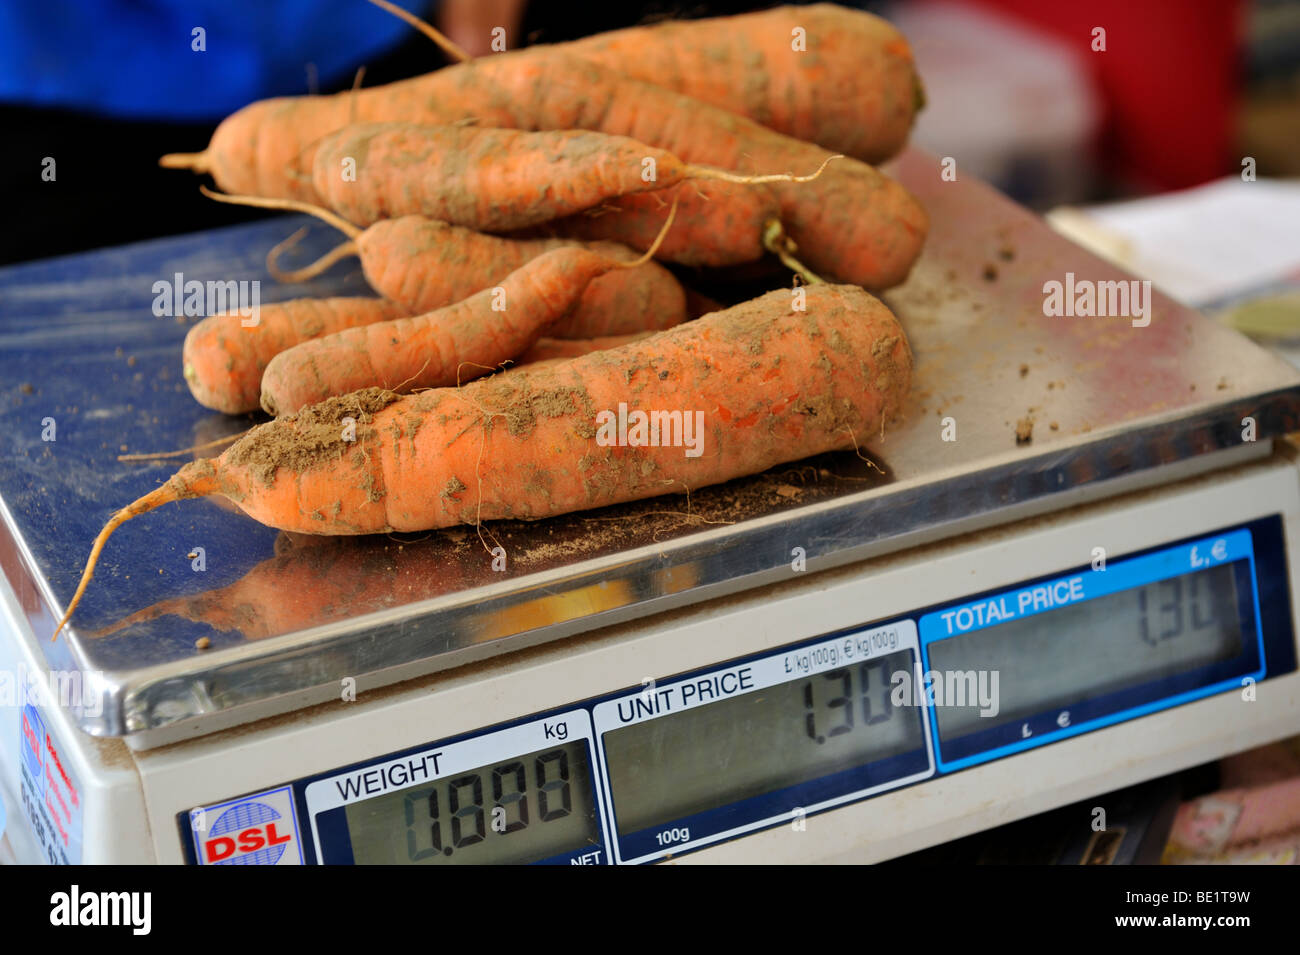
[
  {"left": 2, "top": 0, "right": 767, "bottom": 265},
  {"left": 4, "top": 0, "right": 1282, "bottom": 265},
  {"left": 0, "top": 0, "right": 787, "bottom": 265}
]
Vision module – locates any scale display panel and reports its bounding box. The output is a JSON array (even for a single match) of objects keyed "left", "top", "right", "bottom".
[
  {"left": 294, "top": 711, "right": 607, "bottom": 865},
  {"left": 179, "top": 518, "right": 1295, "bottom": 865}
]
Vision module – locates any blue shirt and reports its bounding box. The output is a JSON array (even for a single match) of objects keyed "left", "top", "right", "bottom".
[{"left": 0, "top": 1, "right": 427, "bottom": 120}]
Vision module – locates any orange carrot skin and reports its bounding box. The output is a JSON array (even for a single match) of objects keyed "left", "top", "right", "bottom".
[
  {"left": 260, "top": 246, "right": 626, "bottom": 415},
  {"left": 183, "top": 297, "right": 408, "bottom": 414},
  {"left": 203, "top": 52, "right": 924, "bottom": 289},
  {"left": 217, "top": 284, "right": 911, "bottom": 534},
  {"left": 458, "top": 52, "right": 927, "bottom": 290},
  {"left": 311, "top": 123, "right": 689, "bottom": 230},
  {"left": 514, "top": 181, "right": 777, "bottom": 267},
  {"left": 515, "top": 333, "right": 651, "bottom": 366},
  {"left": 563, "top": 4, "right": 922, "bottom": 164},
  {"left": 355, "top": 217, "right": 686, "bottom": 338}
]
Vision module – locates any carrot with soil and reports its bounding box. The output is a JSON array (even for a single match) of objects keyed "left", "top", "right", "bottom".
[
  {"left": 200, "top": 189, "right": 688, "bottom": 338},
  {"left": 184, "top": 297, "right": 408, "bottom": 414},
  {"left": 308, "top": 122, "right": 838, "bottom": 231},
  {"left": 514, "top": 333, "right": 652, "bottom": 367},
  {"left": 559, "top": 3, "right": 923, "bottom": 165},
  {"left": 184, "top": 303, "right": 652, "bottom": 416},
  {"left": 164, "top": 47, "right": 926, "bottom": 288},
  {"left": 510, "top": 181, "right": 780, "bottom": 268},
  {"left": 259, "top": 200, "right": 679, "bottom": 415},
  {"left": 55, "top": 284, "right": 911, "bottom": 637}
]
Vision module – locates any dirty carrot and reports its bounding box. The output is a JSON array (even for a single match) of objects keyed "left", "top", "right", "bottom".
[
  {"left": 560, "top": 3, "right": 924, "bottom": 164},
  {"left": 309, "top": 122, "right": 837, "bottom": 231},
  {"left": 512, "top": 180, "right": 779, "bottom": 268},
  {"left": 259, "top": 200, "right": 678, "bottom": 414},
  {"left": 55, "top": 284, "right": 910, "bottom": 637},
  {"left": 201, "top": 189, "right": 688, "bottom": 338},
  {"left": 184, "top": 297, "right": 409, "bottom": 413},
  {"left": 163, "top": 48, "right": 927, "bottom": 288},
  {"left": 514, "top": 333, "right": 651, "bottom": 367}
]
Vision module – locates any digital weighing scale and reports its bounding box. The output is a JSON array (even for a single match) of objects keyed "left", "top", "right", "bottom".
[{"left": 2, "top": 152, "right": 1298, "bottom": 865}]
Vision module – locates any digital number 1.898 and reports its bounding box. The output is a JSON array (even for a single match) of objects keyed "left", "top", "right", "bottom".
[{"left": 403, "top": 749, "right": 572, "bottom": 860}]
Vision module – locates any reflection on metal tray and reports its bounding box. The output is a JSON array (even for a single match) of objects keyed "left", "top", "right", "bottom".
[{"left": 2, "top": 150, "right": 1298, "bottom": 739}]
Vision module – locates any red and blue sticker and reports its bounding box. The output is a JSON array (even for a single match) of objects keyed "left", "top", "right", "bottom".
[{"left": 18, "top": 703, "right": 83, "bottom": 865}]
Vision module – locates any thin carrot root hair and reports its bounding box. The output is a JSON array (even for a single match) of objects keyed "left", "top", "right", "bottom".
[
  {"left": 265, "top": 226, "right": 309, "bottom": 281},
  {"left": 198, "top": 186, "right": 362, "bottom": 239},
  {"left": 761, "top": 219, "right": 823, "bottom": 285},
  {"left": 53, "top": 463, "right": 219, "bottom": 640},
  {"left": 117, "top": 430, "right": 248, "bottom": 462},
  {"left": 367, "top": 0, "right": 472, "bottom": 63},
  {"left": 615, "top": 197, "right": 678, "bottom": 267},
  {"left": 455, "top": 359, "right": 511, "bottom": 388},
  {"left": 269, "top": 238, "right": 358, "bottom": 284},
  {"left": 683, "top": 153, "right": 845, "bottom": 185}
]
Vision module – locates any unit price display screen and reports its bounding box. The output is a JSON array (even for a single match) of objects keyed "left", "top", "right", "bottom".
[{"left": 596, "top": 622, "right": 934, "bottom": 863}]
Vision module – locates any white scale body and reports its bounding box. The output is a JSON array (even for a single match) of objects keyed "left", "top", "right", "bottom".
[
  {"left": 2, "top": 152, "right": 1298, "bottom": 864},
  {"left": 2, "top": 444, "right": 1299, "bottom": 864}
]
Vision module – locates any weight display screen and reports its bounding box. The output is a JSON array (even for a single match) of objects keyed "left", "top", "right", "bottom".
[
  {"left": 603, "top": 648, "right": 924, "bottom": 836},
  {"left": 928, "top": 563, "right": 1244, "bottom": 742},
  {"left": 343, "top": 741, "right": 599, "bottom": 864}
]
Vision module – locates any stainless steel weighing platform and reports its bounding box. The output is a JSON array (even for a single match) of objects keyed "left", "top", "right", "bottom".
[{"left": 2, "top": 149, "right": 1298, "bottom": 754}]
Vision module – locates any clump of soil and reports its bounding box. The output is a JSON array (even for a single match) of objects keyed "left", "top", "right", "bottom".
[{"left": 227, "top": 388, "right": 400, "bottom": 487}]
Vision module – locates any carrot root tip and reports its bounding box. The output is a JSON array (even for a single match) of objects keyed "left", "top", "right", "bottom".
[
  {"left": 160, "top": 152, "right": 209, "bottom": 173},
  {"left": 52, "top": 462, "right": 219, "bottom": 641}
]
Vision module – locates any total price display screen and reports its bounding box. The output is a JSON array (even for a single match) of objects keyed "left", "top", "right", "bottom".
[{"left": 928, "top": 563, "right": 1245, "bottom": 743}]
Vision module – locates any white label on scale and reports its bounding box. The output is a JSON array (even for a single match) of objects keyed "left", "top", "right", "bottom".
[{"left": 306, "top": 710, "right": 593, "bottom": 815}]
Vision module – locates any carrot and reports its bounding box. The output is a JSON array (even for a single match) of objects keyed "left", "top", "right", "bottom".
[
  {"left": 560, "top": 3, "right": 923, "bottom": 164},
  {"left": 55, "top": 284, "right": 910, "bottom": 637},
  {"left": 308, "top": 122, "right": 825, "bottom": 232},
  {"left": 184, "top": 296, "right": 408, "bottom": 414},
  {"left": 444, "top": 52, "right": 926, "bottom": 290},
  {"left": 514, "top": 333, "right": 651, "bottom": 367},
  {"left": 164, "top": 49, "right": 926, "bottom": 288},
  {"left": 201, "top": 190, "right": 689, "bottom": 338},
  {"left": 260, "top": 201, "right": 678, "bottom": 415},
  {"left": 513, "top": 181, "right": 779, "bottom": 268}
]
